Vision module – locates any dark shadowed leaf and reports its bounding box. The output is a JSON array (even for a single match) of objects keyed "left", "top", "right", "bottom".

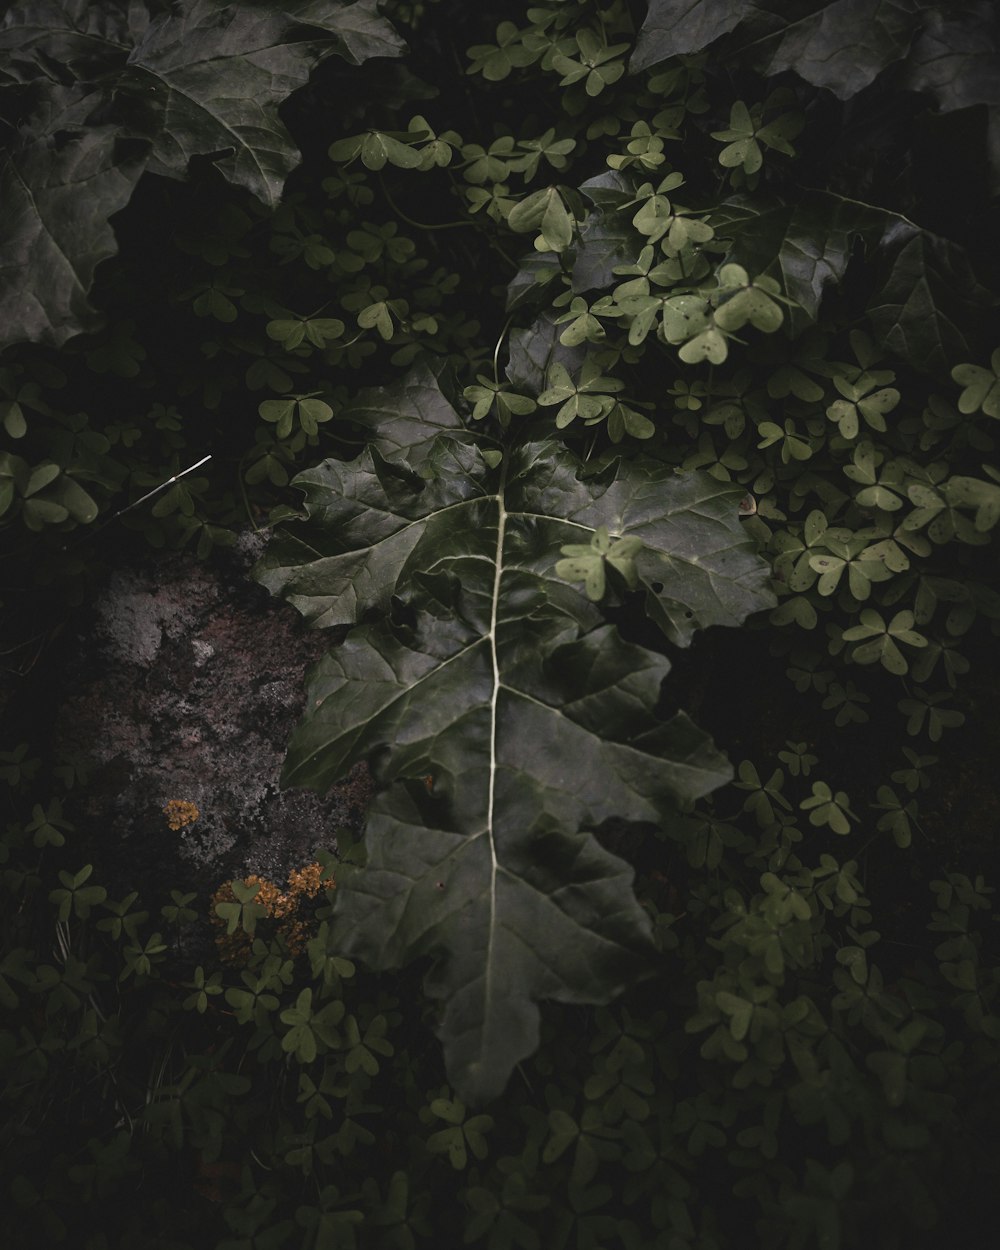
[
  {"left": 506, "top": 251, "right": 563, "bottom": 311},
  {"left": 0, "top": 0, "right": 404, "bottom": 350},
  {"left": 630, "top": 0, "right": 752, "bottom": 72},
  {"left": 713, "top": 193, "right": 886, "bottom": 331},
  {"left": 505, "top": 315, "right": 586, "bottom": 396},
  {"left": 282, "top": 0, "right": 406, "bottom": 65},
  {"left": 0, "top": 88, "right": 148, "bottom": 348},
  {"left": 339, "top": 361, "right": 466, "bottom": 462},
  {"left": 572, "top": 173, "right": 637, "bottom": 302},
  {"left": 901, "top": 3, "right": 1000, "bottom": 191},
  {"left": 751, "top": 0, "right": 922, "bottom": 99},
  {"left": 902, "top": 2, "right": 999, "bottom": 113},
  {"left": 572, "top": 207, "right": 637, "bottom": 294},
  {"left": 255, "top": 370, "right": 773, "bottom": 1101},
  {"left": 867, "top": 224, "right": 998, "bottom": 375},
  {"left": 116, "top": 0, "right": 387, "bottom": 206},
  {"left": 0, "top": 0, "right": 144, "bottom": 78}
]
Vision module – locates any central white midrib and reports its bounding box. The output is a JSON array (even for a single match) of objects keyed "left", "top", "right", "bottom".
[{"left": 483, "top": 467, "right": 508, "bottom": 1012}]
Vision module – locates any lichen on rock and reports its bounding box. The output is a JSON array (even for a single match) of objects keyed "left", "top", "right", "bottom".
[{"left": 56, "top": 536, "right": 370, "bottom": 903}]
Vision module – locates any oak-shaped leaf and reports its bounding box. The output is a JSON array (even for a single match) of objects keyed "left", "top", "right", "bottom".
[{"left": 255, "top": 370, "right": 773, "bottom": 1101}]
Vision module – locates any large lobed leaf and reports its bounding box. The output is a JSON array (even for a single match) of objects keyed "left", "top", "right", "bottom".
[
  {"left": 630, "top": 0, "right": 752, "bottom": 72},
  {"left": 632, "top": 0, "right": 924, "bottom": 88},
  {"left": 752, "top": 0, "right": 922, "bottom": 99},
  {"left": 713, "top": 192, "right": 886, "bottom": 333},
  {"left": 867, "top": 224, "right": 999, "bottom": 375},
  {"left": 632, "top": 0, "right": 997, "bottom": 118},
  {"left": 0, "top": 0, "right": 404, "bottom": 351},
  {"left": 901, "top": 3, "right": 1000, "bottom": 193},
  {"left": 0, "top": 87, "right": 148, "bottom": 347},
  {"left": 713, "top": 193, "right": 997, "bottom": 371},
  {"left": 255, "top": 368, "right": 774, "bottom": 1100}
]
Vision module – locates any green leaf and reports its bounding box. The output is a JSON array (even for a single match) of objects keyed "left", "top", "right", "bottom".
[
  {"left": 952, "top": 348, "right": 1000, "bottom": 418},
  {"left": 358, "top": 301, "right": 395, "bottom": 340},
  {"left": 713, "top": 280, "right": 785, "bottom": 333},
  {"left": 507, "top": 187, "right": 575, "bottom": 252},
  {"left": 54, "top": 476, "right": 99, "bottom": 525},
  {"left": 255, "top": 370, "right": 772, "bottom": 1102},
  {"left": 360, "top": 131, "right": 424, "bottom": 170},
  {"left": 1, "top": 401, "right": 27, "bottom": 439},
  {"left": 678, "top": 327, "right": 728, "bottom": 365}
]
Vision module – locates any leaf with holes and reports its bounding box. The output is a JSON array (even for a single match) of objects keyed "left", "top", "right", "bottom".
[{"left": 254, "top": 369, "right": 773, "bottom": 1102}]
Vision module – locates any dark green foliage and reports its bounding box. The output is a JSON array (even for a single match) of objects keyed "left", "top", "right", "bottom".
[
  {"left": 2, "top": 743, "right": 999, "bottom": 1249},
  {"left": 0, "top": 0, "right": 404, "bottom": 348},
  {"left": 2, "top": 0, "right": 1000, "bottom": 1245}
]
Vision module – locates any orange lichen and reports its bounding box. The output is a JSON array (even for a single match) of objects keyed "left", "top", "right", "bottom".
[
  {"left": 163, "top": 799, "right": 200, "bottom": 830},
  {"left": 288, "top": 861, "right": 332, "bottom": 898},
  {"left": 210, "top": 860, "right": 335, "bottom": 962}
]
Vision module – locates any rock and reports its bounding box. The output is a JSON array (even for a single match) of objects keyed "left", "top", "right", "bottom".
[{"left": 55, "top": 533, "right": 370, "bottom": 907}]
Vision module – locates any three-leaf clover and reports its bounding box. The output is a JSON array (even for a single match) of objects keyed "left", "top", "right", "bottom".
[
  {"left": 507, "top": 186, "right": 576, "bottom": 252},
  {"left": 329, "top": 129, "right": 427, "bottom": 170},
  {"left": 555, "top": 526, "right": 643, "bottom": 602},
  {"left": 48, "top": 864, "right": 107, "bottom": 922},
  {"left": 713, "top": 264, "right": 787, "bottom": 334},
  {"left": 266, "top": 316, "right": 344, "bottom": 351},
  {"left": 826, "top": 371, "right": 900, "bottom": 439},
  {"left": 871, "top": 785, "right": 919, "bottom": 849},
  {"left": 550, "top": 29, "right": 630, "bottom": 97},
  {"left": 710, "top": 100, "right": 803, "bottom": 176},
  {"left": 463, "top": 377, "right": 537, "bottom": 426},
  {"left": 841, "top": 609, "right": 927, "bottom": 675},
  {"left": 426, "top": 1096, "right": 494, "bottom": 1170},
  {"left": 800, "top": 782, "right": 855, "bottom": 835},
  {"left": 951, "top": 347, "right": 1000, "bottom": 417},
  {"left": 536, "top": 360, "right": 624, "bottom": 428},
  {"left": 466, "top": 22, "right": 536, "bottom": 82},
  {"left": 258, "top": 394, "right": 334, "bottom": 439},
  {"left": 897, "top": 690, "right": 965, "bottom": 742}
]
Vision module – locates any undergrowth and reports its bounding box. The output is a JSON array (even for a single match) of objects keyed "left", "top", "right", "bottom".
[{"left": 2, "top": 0, "right": 999, "bottom": 1246}]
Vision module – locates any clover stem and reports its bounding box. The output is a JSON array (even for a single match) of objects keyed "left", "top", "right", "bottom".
[{"left": 378, "top": 176, "right": 474, "bottom": 231}]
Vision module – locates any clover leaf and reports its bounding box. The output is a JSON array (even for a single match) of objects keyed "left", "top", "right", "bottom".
[
  {"left": 952, "top": 348, "right": 1000, "bottom": 419},
  {"left": 555, "top": 526, "right": 643, "bottom": 602}
]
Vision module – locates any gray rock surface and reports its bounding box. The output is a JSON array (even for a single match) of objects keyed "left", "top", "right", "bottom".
[{"left": 56, "top": 531, "right": 370, "bottom": 902}]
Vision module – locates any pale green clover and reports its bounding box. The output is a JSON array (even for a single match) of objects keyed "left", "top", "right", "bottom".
[{"left": 555, "top": 525, "right": 643, "bottom": 601}]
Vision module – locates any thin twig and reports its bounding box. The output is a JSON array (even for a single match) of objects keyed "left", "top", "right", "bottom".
[{"left": 61, "top": 454, "right": 212, "bottom": 552}]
